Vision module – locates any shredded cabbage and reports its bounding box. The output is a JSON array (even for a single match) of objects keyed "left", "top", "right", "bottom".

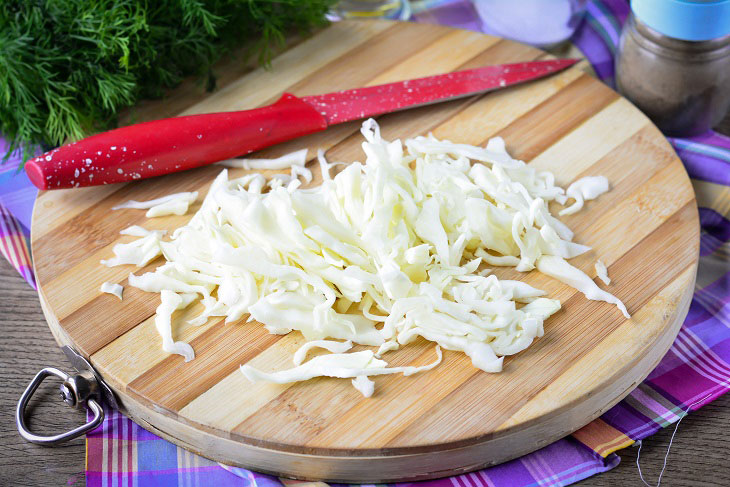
[
  {"left": 155, "top": 290, "right": 197, "bottom": 362},
  {"left": 241, "top": 346, "right": 442, "bottom": 383},
  {"left": 100, "top": 282, "right": 123, "bottom": 300},
  {"left": 112, "top": 192, "right": 198, "bottom": 217},
  {"left": 218, "top": 148, "right": 308, "bottom": 170},
  {"left": 101, "top": 227, "right": 165, "bottom": 267},
  {"left": 559, "top": 176, "right": 609, "bottom": 216},
  {"left": 120, "top": 225, "right": 161, "bottom": 237},
  {"left": 351, "top": 375, "right": 375, "bottom": 397},
  {"left": 595, "top": 259, "right": 611, "bottom": 285},
  {"left": 537, "top": 255, "right": 628, "bottom": 318},
  {"left": 293, "top": 339, "right": 353, "bottom": 366},
  {"left": 122, "top": 119, "right": 628, "bottom": 396}
]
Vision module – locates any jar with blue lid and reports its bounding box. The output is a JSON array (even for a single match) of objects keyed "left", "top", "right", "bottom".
[{"left": 615, "top": 0, "right": 730, "bottom": 135}]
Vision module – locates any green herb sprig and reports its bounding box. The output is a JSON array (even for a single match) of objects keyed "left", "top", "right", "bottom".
[{"left": 0, "top": 0, "right": 335, "bottom": 162}]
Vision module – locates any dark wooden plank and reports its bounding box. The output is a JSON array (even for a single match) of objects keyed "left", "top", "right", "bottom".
[{"left": 0, "top": 259, "right": 87, "bottom": 487}]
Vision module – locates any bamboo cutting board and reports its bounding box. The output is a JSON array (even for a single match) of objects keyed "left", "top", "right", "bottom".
[{"left": 31, "top": 21, "right": 699, "bottom": 482}]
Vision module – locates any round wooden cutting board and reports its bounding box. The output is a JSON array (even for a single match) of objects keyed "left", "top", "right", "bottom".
[{"left": 31, "top": 20, "right": 699, "bottom": 482}]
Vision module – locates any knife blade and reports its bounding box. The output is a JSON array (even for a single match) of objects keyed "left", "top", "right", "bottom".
[{"left": 25, "top": 59, "right": 578, "bottom": 190}]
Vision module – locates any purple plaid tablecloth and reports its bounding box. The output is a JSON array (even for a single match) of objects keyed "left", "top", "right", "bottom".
[{"left": 1, "top": 1, "right": 728, "bottom": 486}]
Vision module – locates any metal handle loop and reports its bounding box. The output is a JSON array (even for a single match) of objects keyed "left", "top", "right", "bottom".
[{"left": 16, "top": 367, "right": 104, "bottom": 445}]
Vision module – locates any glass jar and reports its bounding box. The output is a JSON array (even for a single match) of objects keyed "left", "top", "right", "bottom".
[
  {"left": 474, "top": 0, "right": 587, "bottom": 49},
  {"left": 615, "top": 2, "right": 730, "bottom": 136},
  {"left": 332, "top": 0, "right": 407, "bottom": 19}
]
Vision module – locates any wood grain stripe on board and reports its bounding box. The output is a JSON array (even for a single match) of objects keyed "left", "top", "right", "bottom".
[
  {"left": 32, "top": 186, "right": 122, "bottom": 242},
  {"left": 127, "top": 317, "right": 283, "bottom": 412},
  {"left": 558, "top": 124, "right": 677, "bottom": 236},
  {"left": 527, "top": 100, "right": 651, "bottom": 185},
  {"left": 425, "top": 63, "right": 583, "bottom": 147},
  {"left": 496, "top": 74, "right": 618, "bottom": 162},
  {"left": 56, "top": 275, "right": 162, "bottom": 358},
  {"left": 340, "top": 28, "right": 504, "bottom": 88},
  {"left": 384, "top": 201, "right": 697, "bottom": 449},
  {"left": 177, "top": 333, "right": 310, "bottom": 432},
  {"left": 570, "top": 162, "right": 695, "bottom": 267},
  {"left": 90, "top": 301, "right": 226, "bottom": 390},
  {"left": 233, "top": 341, "right": 453, "bottom": 450},
  {"left": 33, "top": 163, "right": 220, "bottom": 284},
  {"left": 301, "top": 345, "right": 478, "bottom": 449},
  {"left": 374, "top": 35, "right": 543, "bottom": 92},
  {"left": 498, "top": 263, "right": 696, "bottom": 429}
]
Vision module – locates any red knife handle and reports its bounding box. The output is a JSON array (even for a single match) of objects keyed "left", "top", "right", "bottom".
[{"left": 24, "top": 93, "right": 328, "bottom": 190}]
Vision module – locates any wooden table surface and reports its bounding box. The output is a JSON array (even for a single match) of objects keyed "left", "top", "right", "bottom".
[{"left": 1, "top": 79, "right": 728, "bottom": 487}]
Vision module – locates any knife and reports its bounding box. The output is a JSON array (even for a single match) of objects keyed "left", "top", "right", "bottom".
[{"left": 24, "top": 59, "right": 578, "bottom": 190}]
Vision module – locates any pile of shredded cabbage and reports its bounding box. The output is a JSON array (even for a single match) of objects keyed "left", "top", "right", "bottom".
[{"left": 112, "top": 119, "right": 628, "bottom": 397}]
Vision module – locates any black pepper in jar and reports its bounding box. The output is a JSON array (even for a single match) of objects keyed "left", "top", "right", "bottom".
[{"left": 615, "top": 0, "right": 730, "bottom": 136}]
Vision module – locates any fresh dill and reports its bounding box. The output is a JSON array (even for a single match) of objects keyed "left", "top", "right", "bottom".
[{"left": 0, "top": 0, "right": 335, "bottom": 163}]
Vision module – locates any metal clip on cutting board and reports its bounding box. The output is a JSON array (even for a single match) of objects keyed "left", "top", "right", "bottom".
[{"left": 16, "top": 346, "right": 118, "bottom": 445}]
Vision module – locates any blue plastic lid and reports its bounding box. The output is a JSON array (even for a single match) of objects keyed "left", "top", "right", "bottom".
[{"left": 632, "top": 0, "right": 730, "bottom": 41}]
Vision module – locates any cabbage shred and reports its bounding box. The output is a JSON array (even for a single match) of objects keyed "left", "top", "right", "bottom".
[{"left": 122, "top": 119, "right": 628, "bottom": 396}]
